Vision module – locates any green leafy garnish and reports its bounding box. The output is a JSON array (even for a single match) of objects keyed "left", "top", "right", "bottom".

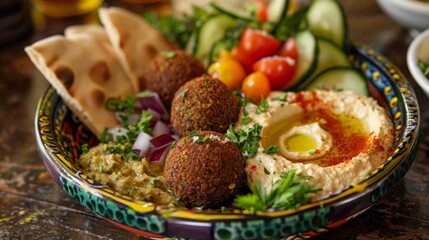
[
  {"left": 161, "top": 51, "right": 176, "bottom": 58},
  {"left": 81, "top": 143, "right": 89, "bottom": 154},
  {"left": 234, "top": 170, "right": 321, "bottom": 213},
  {"left": 255, "top": 97, "right": 269, "bottom": 114},
  {"left": 240, "top": 115, "right": 253, "bottom": 125},
  {"left": 142, "top": 7, "right": 212, "bottom": 49},
  {"left": 418, "top": 59, "right": 429, "bottom": 78},
  {"left": 274, "top": 7, "right": 308, "bottom": 41},
  {"left": 263, "top": 145, "right": 279, "bottom": 154},
  {"left": 178, "top": 88, "right": 189, "bottom": 98},
  {"left": 226, "top": 123, "right": 262, "bottom": 158},
  {"left": 106, "top": 145, "right": 140, "bottom": 161}
]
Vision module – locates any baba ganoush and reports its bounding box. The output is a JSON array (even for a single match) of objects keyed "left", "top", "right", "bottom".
[
  {"left": 238, "top": 90, "right": 394, "bottom": 200},
  {"left": 78, "top": 142, "right": 182, "bottom": 207}
]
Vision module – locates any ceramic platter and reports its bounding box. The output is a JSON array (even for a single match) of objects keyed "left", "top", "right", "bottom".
[{"left": 35, "top": 45, "right": 420, "bottom": 239}]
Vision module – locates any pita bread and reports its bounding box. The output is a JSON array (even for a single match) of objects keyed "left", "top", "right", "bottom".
[
  {"left": 99, "top": 7, "right": 177, "bottom": 92},
  {"left": 25, "top": 33, "right": 136, "bottom": 137},
  {"left": 64, "top": 24, "right": 109, "bottom": 42}
]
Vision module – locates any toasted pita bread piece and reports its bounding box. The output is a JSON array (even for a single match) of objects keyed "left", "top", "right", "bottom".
[
  {"left": 64, "top": 24, "right": 109, "bottom": 42},
  {"left": 25, "top": 34, "right": 136, "bottom": 137},
  {"left": 99, "top": 7, "right": 177, "bottom": 92}
]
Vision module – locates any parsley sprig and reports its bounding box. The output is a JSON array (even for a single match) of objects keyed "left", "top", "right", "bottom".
[
  {"left": 234, "top": 170, "right": 321, "bottom": 213},
  {"left": 226, "top": 124, "right": 262, "bottom": 158}
]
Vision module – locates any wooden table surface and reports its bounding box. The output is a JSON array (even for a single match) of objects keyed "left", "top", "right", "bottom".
[{"left": 0, "top": 0, "right": 428, "bottom": 239}]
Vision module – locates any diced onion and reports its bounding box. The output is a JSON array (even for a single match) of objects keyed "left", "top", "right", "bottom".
[
  {"left": 132, "top": 132, "right": 153, "bottom": 156},
  {"left": 138, "top": 91, "right": 169, "bottom": 120},
  {"left": 152, "top": 121, "right": 170, "bottom": 137},
  {"left": 146, "top": 145, "right": 170, "bottom": 164},
  {"left": 149, "top": 134, "right": 175, "bottom": 149},
  {"left": 107, "top": 126, "right": 128, "bottom": 142}
]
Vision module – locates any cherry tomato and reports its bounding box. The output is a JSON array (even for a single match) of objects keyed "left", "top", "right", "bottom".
[
  {"left": 231, "top": 47, "right": 254, "bottom": 73},
  {"left": 208, "top": 51, "right": 246, "bottom": 91},
  {"left": 256, "top": 0, "right": 268, "bottom": 22},
  {"left": 277, "top": 37, "right": 299, "bottom": 61},
  {"left": 253, "top": 56, "right": 297, "bottom": 90},
  {"left": 241, "top": 72, "right": 271, "bottom": 103},
  {"left": 237, "top": 28, "right": 281, "bottom": 62}
]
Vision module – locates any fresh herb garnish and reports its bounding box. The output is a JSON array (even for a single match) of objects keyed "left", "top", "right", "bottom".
[
  {"left": 178, "top": 88, "right": 189, "bottom": 98},
  {"left": 240, "top": 115, "right": 253, "bottom": 125},
  {"left": 233, "top": 170, "right": 321, "bottom": 213},
  {"left": 263, "top": 145, "right": 279, "bottom": 154},
  {"left": 274, "top": 7, "right": 308, "bottom": 41},
  {"left": 106, "top": 144, "right": 140, "bottom": 160},
  {"left": 81, "top": 143, "right": 89, "bottom": 154},
  {"left": 142, "top": 6, "right": 212, "bottom": 49},
  {"left": 418, "top": 59, "right": 429, "bottom": 78},
  {"left": 161, "top": 51, "right": 176, "bottom": 58},
  {"left": 255, "top": 97, "right": 269, "bottom": 114},
  {"left": 226, "top": 123, "right": 262, "bottom": 158}
]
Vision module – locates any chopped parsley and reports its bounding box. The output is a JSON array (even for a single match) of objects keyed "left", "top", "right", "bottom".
[
  {"left": 161, "top": 51, "right": 176, "bottom": 58},
  {"left": 226, "top": 123, "right": 262, "bottom": 158},
  {"left": 81, "top": 143, "right": 89, "bottom": 154},
  {"left": 263, "top": 145, "right": 279, "bottom": 154},
  {"left": 233, "top": 170, "right": 321, "bottom": 213},
  {"left": 189, "top": 131, "right": 209, "bottom": 143},
  {"left": 418, "top": 59, "right": 429, "bottom": 78},
  {"left": 271, "top": 93, "right": 289, "bottom": 102},
  {"left": 106, "top": 145, "right": 140, "bottom": 160},
  {"left": 240, "top": 115, "right": 253, "bottom": 125},
  {"left": 255, "top": 97, "right": 269, "bottom": 114},
  {"left": 178, "top": 88, "right": 189, "bottom": 98}
]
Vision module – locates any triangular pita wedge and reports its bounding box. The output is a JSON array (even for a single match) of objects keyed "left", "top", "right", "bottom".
[
  {"left": 99, "top": 7, "right": 177, "bottom": 92},
  {"left": 64, "top": 24, "right": 109, "bottom": 42},
  {"left": 26, "top": 33, "right": 136, "bottom": 137}
]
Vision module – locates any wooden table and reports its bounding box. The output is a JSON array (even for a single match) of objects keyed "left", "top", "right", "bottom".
[{"left": 0, "top": 0, "right": 428, "bottom": 239}]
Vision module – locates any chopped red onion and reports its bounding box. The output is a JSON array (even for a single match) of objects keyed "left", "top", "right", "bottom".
[
  {"left": 152, "top": 121, "right": 170, "bottom": 137},
  {"left": 146, "top": 108, "right": 162, "bottom": 124},
  {"left": 149, "top": 134, "right": 176, "bottom": 149},
  {"left": 146, "top": 145, "right": 170, "bottom": 164},
  {"left": 138, "top": 91, "right": 169, "bottom": 120},
  {"left": 132, "top": 132, "right": 153, "bottom": 156}
]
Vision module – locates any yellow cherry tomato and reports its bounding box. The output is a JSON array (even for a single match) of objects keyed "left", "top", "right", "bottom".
[
  {"left": 241, "top": 71, "right": 271, "bottom": 103},
  {"left": 208, "top": 58, "right": 246, "bottom": 91}
]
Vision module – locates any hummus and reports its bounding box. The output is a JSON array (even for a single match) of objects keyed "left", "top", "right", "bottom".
[
  {"left": 238, "top": 90, "right": 394, "bottom": 200},
  {"left": 78, "top": 142, "right": 182, "bottom": 207}
]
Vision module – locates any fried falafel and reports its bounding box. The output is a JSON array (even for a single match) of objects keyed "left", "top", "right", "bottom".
[
  {"left": 170, "top": 76, "right": 239, "bottom": 137},
  {"left": 144, "top": 50, "right": 205, "bottom": 108},
  {"left": 163, "top": 131, "right": 246, "bottom": 209}
]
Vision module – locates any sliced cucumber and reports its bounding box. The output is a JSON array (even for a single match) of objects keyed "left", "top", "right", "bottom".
[
  {"left": 306, "top": 0, "right": 347, "bottom": 49},
  {"left": 210, "top": 2, "right": 252, "bottom": 21},
  {"left": 298, "top": 37, "right": 350, "bottom": 89},
  {"left": 284, "top": 30, "right": 318, "bottom": 90},
  {"left": 304, "top": 67, "right": 369, "bottom": 96},
  {"left": 194, "top": 14, "right": 236, "bottom": 63},
  {"left": 268, "top": 0, "right": 289, "bottom": 22}
]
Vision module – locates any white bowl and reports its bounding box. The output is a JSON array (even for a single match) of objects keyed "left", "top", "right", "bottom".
[
  {"left": 407, "top": 28, "right": 429, "bottom": 99},
  {"left": 377, "top": 0, "right": 429, "bottom": 31}
]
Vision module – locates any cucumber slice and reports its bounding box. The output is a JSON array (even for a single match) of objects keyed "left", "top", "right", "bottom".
[
  {"left": 304, "top": 67, "right": 369, "bottom": 96},
  {"left": 210, "top": 2, "right": 252, "bottom": 21},
  {"left": 298, "top": 37, "right": 350, "bottom": 89},
  {"left": 306, "top": 0, "right": 347, "bottom": 49},
  {"left": 194, "top": 14, "right": 236, "bottom": 63},
  {"left": 284, "top": 30, "right": 318, "bottom": 90},
  {"left": 268, "top": 0, "right": 289, "bottom": 22}
]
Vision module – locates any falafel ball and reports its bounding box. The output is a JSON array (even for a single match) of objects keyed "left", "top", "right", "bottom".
[
  {"left": 171, "top": 76, "right": 239, "bottom": 137},
  {"left": 144, "top": 50, "right": 205, "bottom": 108},
  {"left": 163, "top": 131, "right": 246, "bottom": 209}
]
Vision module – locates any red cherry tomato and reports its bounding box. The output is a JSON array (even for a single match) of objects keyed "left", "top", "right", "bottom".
[
  {"left": 256, "top": 0, "right": 268, "bottom": 22},
  {"left": 277, "top": 37, "right": 299, "bottom": 61},
  {"left": 231, "top": 47, "right": 255, "bottom": 73},
  {"left": 237, "top": 28, "right": 281, "bottom": 62},
  {"left": 253, "top": 56, "right": 297, "bottom": 90}
]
